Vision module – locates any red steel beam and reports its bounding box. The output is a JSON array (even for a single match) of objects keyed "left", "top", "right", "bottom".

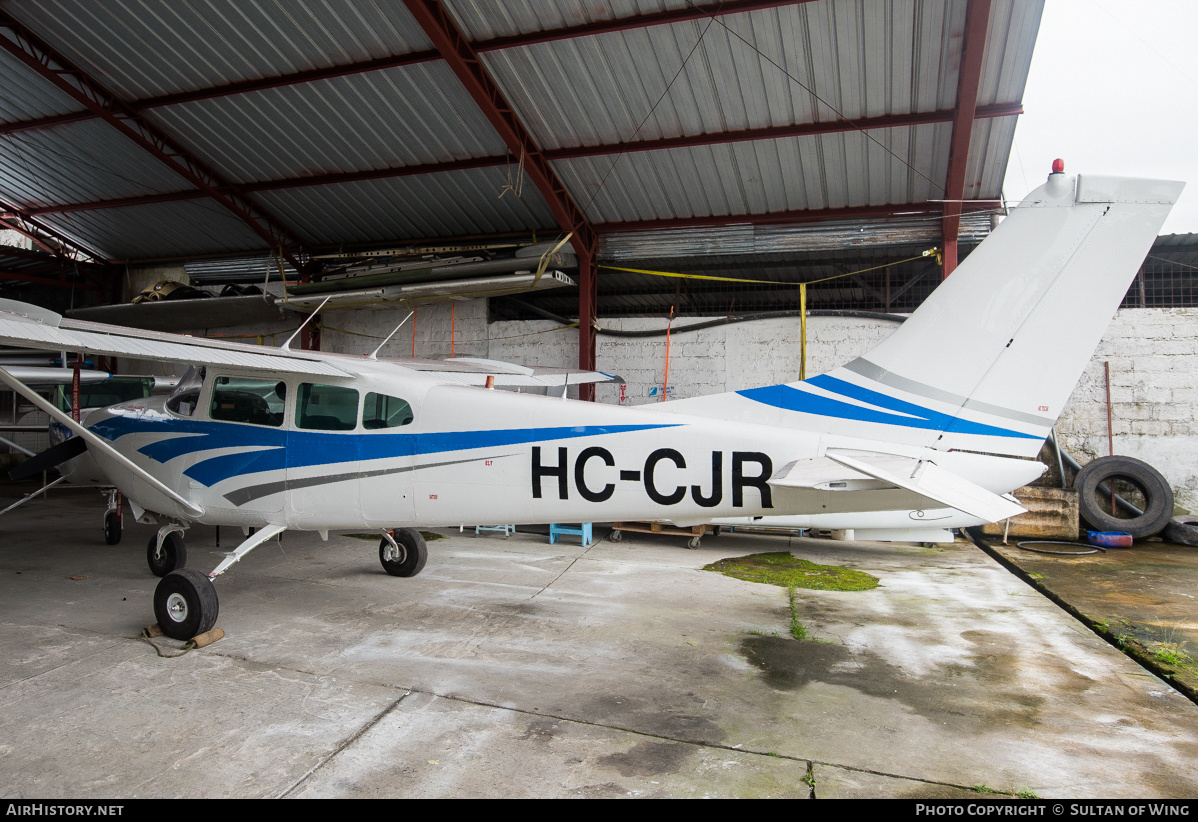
[
  {"left": 23, "top": 104, "right": 1022, "bottom": 217},
  {"left": 473, "top": 0, "right": 817, "bottom": 52},
  {"left": 403, "top": 0, "right": 602, "bottom": 391},
  {"left": 0, "top": 10, "right": 313, "bottom": 274},
  {"left": 403, "top": 0, "right": 594, "bottom": 254},
  {"left": 594, "top": 201, "right": 1002, "bottom": 235},
  {"left": 548, "top": 103, "right": 1022, "bottom": 160},
  {"left": 0, "top": 268, "right": 101, "bottom": 291},
  {"left": 940, "top": 0, "right": 993, "bottom": 277},
  {"left": 0, "top": 242, "right": 112, "bottom": 281},
  {"left": 1, "top": 199, "right": 108, "bottom": 263}
]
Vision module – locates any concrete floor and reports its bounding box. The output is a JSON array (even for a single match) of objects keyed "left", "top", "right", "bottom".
[
  {"left": 2, "top": 488, "right": 1198, "bottom": 799},
  {"left": 983, "top": 534, "right": 1198, "bottom": 700}
]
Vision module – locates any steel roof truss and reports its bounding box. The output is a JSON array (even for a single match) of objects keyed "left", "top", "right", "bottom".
[{"left": 0, "top": 10, "right": 313, "bottom": 273}]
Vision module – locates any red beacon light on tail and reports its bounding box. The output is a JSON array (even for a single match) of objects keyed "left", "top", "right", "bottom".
[{"left": 1052, "top": 158, "right": 1065, "bottom": 174}]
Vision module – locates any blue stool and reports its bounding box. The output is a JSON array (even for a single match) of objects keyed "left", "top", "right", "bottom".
[
  {"left": 549, "top": 523, "right": 593, "bottom": 546},
  {"left": 475, "top": 524, "right": 514, "bottom": 537}
]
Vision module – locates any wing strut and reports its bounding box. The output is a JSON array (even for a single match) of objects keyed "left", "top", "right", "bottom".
[{"left": 0, "top": 365, "right": 204, "bottom": 518}]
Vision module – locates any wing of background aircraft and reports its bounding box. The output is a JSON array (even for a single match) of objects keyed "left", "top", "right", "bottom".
[{"left": 0, "top": 366, "right": 110, "bottom": 385}]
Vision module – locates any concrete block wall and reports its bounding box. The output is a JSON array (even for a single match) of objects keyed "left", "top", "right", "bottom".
[
  {"left": 1054, "top": 308, "right": 1198, "bottom": 513},
  {"left": 484, "top": 315, "right": 897, "bottom": 405},
  {"left": 322, "top": 300, "right": 488, "bottom": 361}
]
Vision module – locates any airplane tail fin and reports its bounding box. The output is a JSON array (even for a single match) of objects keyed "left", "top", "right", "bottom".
[{"left": 727, "top": 170, "right": 1184, "bottom": 457}]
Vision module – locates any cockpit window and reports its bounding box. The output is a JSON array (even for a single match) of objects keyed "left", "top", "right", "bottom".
[
  {"left": 298, "top": 383, "right": 359, "bottom": 431},
  {"left": 363, "top": 392, "right": 413, "bottom": 429},
  {"left": 209, "top": 376, "right": 285, "bottom": 427},
  {"left": 166, "top": 366, "right": 205, "bottom": 417}
]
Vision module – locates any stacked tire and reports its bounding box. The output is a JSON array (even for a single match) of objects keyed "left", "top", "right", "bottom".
[{"left": 1073, "top": 456, "right": 1173, "bottom": 540}]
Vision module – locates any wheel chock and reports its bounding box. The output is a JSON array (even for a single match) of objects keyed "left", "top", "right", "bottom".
[
  {"left": 144, "top": 623, "right": 165, "bottom": 638},
  {"left": 191, "top": 627, "right": 224, "bottom": 648}
]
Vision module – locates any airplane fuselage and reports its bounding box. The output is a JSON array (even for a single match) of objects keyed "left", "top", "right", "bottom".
[{"left": 71, "top": 360, "right": 1044, "bottom": 531}]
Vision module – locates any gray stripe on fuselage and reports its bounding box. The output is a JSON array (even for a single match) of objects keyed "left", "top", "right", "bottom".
[
  {"left": 841, "top": 358, "right": 1054, "bottom": 428},
  {"left": 223, "top": 454, "right": 515, "bottom": 506}
]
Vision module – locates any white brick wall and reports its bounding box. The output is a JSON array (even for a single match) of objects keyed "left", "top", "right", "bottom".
[{"left": 1055, "top": 308, "right": 1198, "bottom": 513}]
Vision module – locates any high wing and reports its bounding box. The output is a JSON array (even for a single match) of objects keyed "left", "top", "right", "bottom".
[
  {"left": 0, "top": 298, "right": 355, "bottom": 379},
  {"left": 404, "top": 357, "right": 621, "bottom": 389},
  {"left": 769, "top": 449, "right": 1027, "bottom": 523},
  {"left": 0, "top": 300, "right": 618, "bottom": 389}
]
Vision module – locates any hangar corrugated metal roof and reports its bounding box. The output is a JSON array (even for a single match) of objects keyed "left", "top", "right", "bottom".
[{"left": 0, "top": 0, "right": 1042, "bottom": 290}]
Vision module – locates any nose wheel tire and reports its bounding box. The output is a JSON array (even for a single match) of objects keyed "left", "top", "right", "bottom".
[
  {"left": 147, "top": 532, "right": 186, "bottom": 577},
  {"left": 153, "top": 568, "right": 219, "bottom": 641},
  {"left": 379, "top": 528, "right": 428, "bottom": 577}
]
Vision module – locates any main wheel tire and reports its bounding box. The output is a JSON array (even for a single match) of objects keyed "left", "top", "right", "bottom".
[
  {"left": 1073, "top": 456, "right": 1173, "bottom": 540},
  {"left": 379, "top": 528, "right": 427, "bottom": 577},
  {"left": 153, "top": 568, "right": 219, "bottom": 640},
  {"left": 103, "top": 511, "right": 122, "bottom": 545},
  {"left": 1164, "top": 517, "right": 1198, "bottom": 547},
  {"left": 147, "top": 532, "right": 186, "bottom": 577}
]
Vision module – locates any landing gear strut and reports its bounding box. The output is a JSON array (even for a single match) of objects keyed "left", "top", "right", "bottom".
[
  {"left": 150, "top": 524, "right": 285, "bottom": 641},
  {"left": 103, "top": 490, "right": 123, "bottom": 545},
  {"left": 147, "top": 526, "right": 187, "bottom": 577}
]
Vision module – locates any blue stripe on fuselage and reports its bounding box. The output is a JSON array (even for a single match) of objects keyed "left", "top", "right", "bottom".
[
  {"left": 86, "top": 415, "right": 678, "bottom": 487},
  {"left": 737, "top": 376, "right": 1039, "bottom": 440}
]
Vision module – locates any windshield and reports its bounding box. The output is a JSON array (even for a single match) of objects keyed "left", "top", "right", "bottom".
[{"left": 165, "top": 366, "right": 206, "bottom": 417}]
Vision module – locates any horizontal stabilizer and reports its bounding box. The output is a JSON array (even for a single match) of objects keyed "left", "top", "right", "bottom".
[
  {"left": 9, "top": 436, "right": 86, "bottom": 481},
  {"left": 770, "top": 450, "right": 1026, "bottom": 523},
  {"left": 827, "top": 452, "right": 1025, "bottom": 523}
]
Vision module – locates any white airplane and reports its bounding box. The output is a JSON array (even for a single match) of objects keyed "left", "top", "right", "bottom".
[{"left": 0, "top": 166, "right": 1182, "bottom": 641}]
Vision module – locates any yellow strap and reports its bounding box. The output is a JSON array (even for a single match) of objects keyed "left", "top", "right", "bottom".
[
  {"left": 799, "top": 283, "right": 807, "bottom": 381},
  {"left": 600, "top": 249, "right": 937, "bottom": 287}
]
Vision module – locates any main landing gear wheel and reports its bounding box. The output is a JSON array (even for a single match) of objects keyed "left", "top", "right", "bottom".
[
  {"left": 147, "top": 532, "right": 186, "bottom": 577},
  {"left": 379, "top": 528, "right": 428, "bottom": 577},
  {"left": 103, "top": 510, "right": 122, "bottom": 545},
  {"left": 153, "top": 568, "right": 219, "bottom": 641}
]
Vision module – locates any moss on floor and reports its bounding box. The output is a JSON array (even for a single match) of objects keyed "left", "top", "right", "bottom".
[{"left": 704, "top": 552, "right": 878, "bottom": 592}]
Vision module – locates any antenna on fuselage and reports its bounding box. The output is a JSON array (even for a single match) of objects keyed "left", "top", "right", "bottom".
[
  {"left": 368, "top": 311, "right": 415, "bottom": 359},
  {"left": 282, "top": 296, "right": 331, "bottom": 350}
]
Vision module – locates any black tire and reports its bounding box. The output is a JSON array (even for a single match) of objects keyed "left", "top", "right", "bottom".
[
  {"left": 1073, "top": 456, "right": 1173, "bottom": 540},
  {"left": 1164, "top": 517, "right": 1198, "bottom": 547},
  {"left": 103, "top": 511, "right": 122, "bottom": 545},
  {"left": 379, "top": 528, "right": 427, "bottom": 577},
  {"left": 147, "top": 532, "right": 186, "bottom": 577},
  {"left": 153, "top": 568, "right": 219, "bottom": 641}
]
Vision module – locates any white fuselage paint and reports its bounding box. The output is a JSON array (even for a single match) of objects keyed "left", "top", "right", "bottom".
[{"left": 67, "top": 357, "right": 1043, "bottom": 532}]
